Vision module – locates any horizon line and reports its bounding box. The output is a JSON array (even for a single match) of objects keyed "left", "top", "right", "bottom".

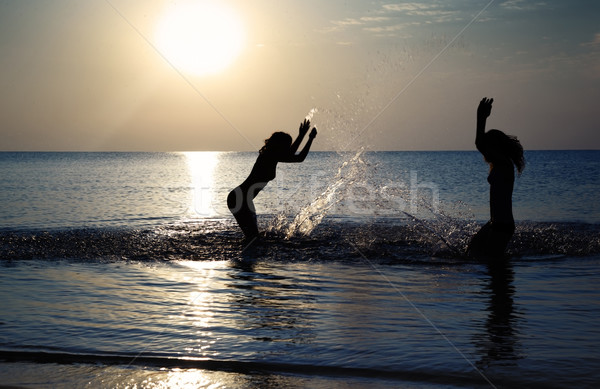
[{"left": 1, "top": 148, "right": 599, "bottom": 153}]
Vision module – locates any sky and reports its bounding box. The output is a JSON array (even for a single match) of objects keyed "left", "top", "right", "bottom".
[{"left": 1, "top": 0, "right": 599, "bottom": 151}]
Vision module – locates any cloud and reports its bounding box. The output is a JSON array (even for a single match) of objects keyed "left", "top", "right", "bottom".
[
  {"left": 320, "top": 17, "right": 365, "bottom": 33},
  {"left": 363, "top": 24, "right": 407, "bottom": 33},
  {"left": 323, "top": 2, "right": 461, "bottom": 37},
  {"left": 329, "top": 16, "right": 391, "bottom": 29},
  {"left": 382, "top": 3, "right": 432, "bottom": 12},
  {"left": 500, "top": 0, "right": 547, "bottom": 11},
  {"left": 581, "top": 33, "right": 600, "bottom": 48},
  {"left": 360, "top": 16, "right": 391, "bottom": 22},
  {"left": 382, "top": 2, "right": 459, "bottom": 21},
  {"left": 580, "top": 33, "right": 600, "bottom": 78},
  {"left": 333, "top": 18, "right": 364, "bottom": 27}
]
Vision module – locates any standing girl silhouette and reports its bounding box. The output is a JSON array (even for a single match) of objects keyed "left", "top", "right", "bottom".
[
  {"left": 468, "top": 98, "right": 525, "bottom": 259},
  {"left": 227, "top": 119, "right": 317, "bottom": 241}
]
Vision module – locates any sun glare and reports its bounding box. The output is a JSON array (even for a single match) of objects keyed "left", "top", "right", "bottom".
[
  {"left": 155, "top": 1, "right": 245, "bottom": 76},
  {"left": 183, "top": 151, "right": 219, "bottom": 217}
]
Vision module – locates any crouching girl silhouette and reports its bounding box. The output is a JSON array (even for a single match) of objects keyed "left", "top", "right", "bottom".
[
  {"left": 227, "top": 119, "right": 317, "bottom": 241},
  {"left": 467, "top": 98, "right": 525, "bottom": 259}
]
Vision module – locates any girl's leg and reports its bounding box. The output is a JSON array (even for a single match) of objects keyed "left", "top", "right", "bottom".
[
  {"left": 467, "top": 221, "right": 514, "bottom": 259},
  {"left": 467, "top": 221, "right": 493, "bottom": 258},
  {"left": 236, "top": 208, "right": 259, "bottom": 239},
  {"left": 488, "top": 222, "right": 515, "bottom": 257},
  {"left": 228, "top": 188, "right": 259, "bottom": 239}
]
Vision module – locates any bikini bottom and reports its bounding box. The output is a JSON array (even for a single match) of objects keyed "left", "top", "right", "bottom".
[{"left": 227, "top": 187, "right": 259, "bottom": 239}]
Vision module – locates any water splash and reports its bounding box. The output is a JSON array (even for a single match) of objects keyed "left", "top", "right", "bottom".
[
  {"left": 280, "top": 148, "right": 472, "bottom": 250},
  {"left": 3, "top": 219, "right": 597, "bottom": 262},
  {"left": 285, "top": 148, "right": 366, "bottom": 238},
  {"left": 305, "top": 108, "right": 318, "bottom": 122}
]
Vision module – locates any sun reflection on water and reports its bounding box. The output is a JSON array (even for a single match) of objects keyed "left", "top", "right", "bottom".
[
  {"left": 179, "top": 260, "right": 224, "bottom": 358},
  {"left": 157, "top": 368, "right": 225, "bottom": 389},
  {"left": 182, "top": 152, "right": 220, "bottom": 218}
]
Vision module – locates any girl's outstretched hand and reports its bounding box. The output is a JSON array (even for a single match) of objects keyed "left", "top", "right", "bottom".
[
  {"left": 299, "top": 119, "right": 310, "bottom": 135},
  {"left": 477, "top": 97, "right": 493, "bottom": 119},
  {"left": 309, "top": 127, "right": 317, "bottom": 139}
]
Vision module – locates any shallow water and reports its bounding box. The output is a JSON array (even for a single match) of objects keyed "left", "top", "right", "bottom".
[
  {"left": 1, "top": 151, "right": 599, "bottom": 388},
  {"left": 1, "top": 253, "right": 599, "bottom": 388}
]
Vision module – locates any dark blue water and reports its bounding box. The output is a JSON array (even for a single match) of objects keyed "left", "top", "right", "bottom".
[
  {"left": 1, "top": 151, "right": 599, "bottom": 388},
  {"left": 1, "top": 150, "right": 599, "bottom": 231}
]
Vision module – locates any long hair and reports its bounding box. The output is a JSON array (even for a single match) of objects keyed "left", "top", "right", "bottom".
[
  {"left": 259, "top": 132, "right": 292, "bottom": 155},
  {"left": 485, "top": 129, "right": 525, "bottom": 174}
]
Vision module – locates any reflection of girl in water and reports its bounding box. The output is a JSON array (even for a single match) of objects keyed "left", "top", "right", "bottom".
[
  {"left": 227, "top": 119, "right": 317, "bottom": 241},
  {"left": 468, "top": 98, "right": 525, "bottom": 259}
]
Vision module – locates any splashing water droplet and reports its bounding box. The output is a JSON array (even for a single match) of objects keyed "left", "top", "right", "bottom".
[
  {"left": 285, "top": 148, "right": 366, "bottom": 238},
  {"left": 305, "top": 108, "right": 318, "bottom": 121}
]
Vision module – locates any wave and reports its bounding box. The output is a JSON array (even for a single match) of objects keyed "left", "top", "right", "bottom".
[
  {"left": 1, "top": 218, "right": 599, "bottom": 263},
  {"left": 0, "top": 349, "right": 550, "bottom": 389}
]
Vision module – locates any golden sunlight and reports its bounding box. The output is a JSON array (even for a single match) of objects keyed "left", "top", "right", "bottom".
[
  {"left": 183, "top": 151, "right": 219, "bottom": 217},
  {"left": 155, "top": 1, "right": 245, "bottom": 76}
]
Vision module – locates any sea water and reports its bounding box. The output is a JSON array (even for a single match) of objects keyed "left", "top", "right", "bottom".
[{"left": 1, "top": 151, "right": 599, "bottom": 388}]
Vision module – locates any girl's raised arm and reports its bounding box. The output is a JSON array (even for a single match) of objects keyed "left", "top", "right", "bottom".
[
  {"left": 476, "top": 97, "right": 493, "bottom": 155},
  {"left": 282, "top": 127, "right": 317, "bottom": 163}
]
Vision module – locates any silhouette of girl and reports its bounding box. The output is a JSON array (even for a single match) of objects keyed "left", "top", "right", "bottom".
[
  {"left": 468, "top": 98, "right": 525, "bottom": 259},
  {"left": 227, "top": 119, "right": 317, "bottom": 241}
]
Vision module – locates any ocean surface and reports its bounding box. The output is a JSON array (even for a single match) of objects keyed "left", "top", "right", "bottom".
[{"left": 1, "top": 150, "right": 599, "bottom": 388}]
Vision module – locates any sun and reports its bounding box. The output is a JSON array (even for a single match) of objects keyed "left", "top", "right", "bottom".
[{"left": 155, "top": 1, "right": 245, "bottom": 76}]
